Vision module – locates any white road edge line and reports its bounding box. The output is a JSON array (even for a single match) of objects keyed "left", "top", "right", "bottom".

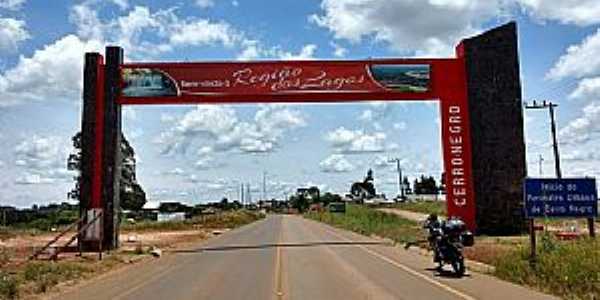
[{"left": 323, "top": 226, "right": 477, "bottom": 300}]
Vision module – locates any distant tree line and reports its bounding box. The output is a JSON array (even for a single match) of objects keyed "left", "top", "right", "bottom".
[
  {"left": 289, "top": 187, "right": 342, "bottom": 212},
  {"left": 0, "top": 202, "right": 78, "bottom": 230}
]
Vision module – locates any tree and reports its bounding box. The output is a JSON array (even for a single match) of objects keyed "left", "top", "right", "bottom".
[
  {"left": 289, "top": 194, "right": 309, "bottom": 212},
  {"left": 413, "top": 175, "right": 438, "bottom": 195},
  {"left": 67, "top": 132, "right": 147, "bottom": 211},
  {"left": 320, "top": 192, "right": 342, "bottom": 206},
  {"left": 439, "top": 172, "right": 446, "bottom": 194}
]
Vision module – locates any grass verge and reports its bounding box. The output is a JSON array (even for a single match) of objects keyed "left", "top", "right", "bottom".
[
  {"left": 392, "top": 201, "right": 446, "bottom": 216},
  {"left": 308, "top": 204, "right": 598, "bottom": 299},
  {"left": 493, "top": 234, "right": 599, "bottom": 299},
  {"left": 122, "top": 210, "right": 264, "bottom": 232},
  {"left": 306, "top": 204, "right": 425, "bottom": 244},
  {"left": 0, "top": 257, "right": 121, "bottom": 300}
]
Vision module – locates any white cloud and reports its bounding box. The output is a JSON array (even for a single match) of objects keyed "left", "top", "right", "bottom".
[
  {"left": 562, "top": 149, "right": 600, "bottom": 162},
  {"left": 195, "top": 156, "right": 226, "bottom": 170},
  {"left": 169, "top": 19, "right": 238, "bottom": 47},
  {"left": 311, "top": 0, "right": 600, "bottom": 56},
  {"left": 237, "top": 42, "right": 317, "bottom": 61},
  {"left": 13, "top": 135, "right": 74, "bottom": 184},
  {"left": 237, "top": 40, "right": 262, "bottom": 60},
  {"left": 559, "top": 101, "right": 600, "bottom": 144},
  {"left": 15, "top": 174, "right": 55, "bottom": 185},
  {"left": 69, "top": 4, "right": 243, "bottom": 58},
  {"left": 325, "top": 127, "right": 387, "bottom": 153},
  {"left": 15, "top": 135, "right": 67, "bottom": 169},
  {"left": 196, "top": 0, "right": 215, "bottom": 8},
  {"left": 0, "top": 17, "right": 29, "bottom": 52},
  {"left": 279, "top": 44, "right": 317, "bottom": 60},
  {"left": 232, "top": 0, "right": 239, "bottom": 7},
  {"left": 157, "top": 105, "right": 306, "bottom": 155},
  {"left": 569, "top": 77, "right": 600, "bottom": 101},
  {"left": 0, "top": 0, "right": 25, "bottom": 10},
  {"left": 111, "top": 0, "right": 128, "bottom": 10},
  {"left": 160, "top": 113, "right": 178, "bottom": 123},
  {"left": 319, "top": 154, "right": 355, "bottom": 173},
  {"left": 122, "top": 107, "right": 138, "bottom": 122},
  {"left": 372, "top": 155, "right": 390, "bottom": 168},
  {"left": 0, "top": 35, "right": 102, "bottom": 106},
  {"left": 310, "top": 0, "right": 509, "bottom": 56},
  {"left": 359, "top": 101, "right": 392, "bottom": 122},
  {"left": 0, "top": 160, "right": 4, "bottom": 168},
  {"left": 518, "top": 0, "right": 600, "bottom": 26},
  {"left": 547, "top": 29, "right": 600, "bottom": 80},
  {"left": 393, "top": 122, "right": 407, "bottom": 130},
  {"left": 164, "top": 168, "right": 186, "bottom": 176},
  {"left": 331, "top": 42, "right": 347, "bottom": 57}
]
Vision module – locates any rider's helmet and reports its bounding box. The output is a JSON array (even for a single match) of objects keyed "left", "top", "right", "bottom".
[{"left": 427, "top": 213, "right": 438, "bottom": 223}]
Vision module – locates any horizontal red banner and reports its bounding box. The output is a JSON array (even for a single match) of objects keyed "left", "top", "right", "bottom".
[{"left": 120, "top": 61, "right": 432, "bottom": 102}]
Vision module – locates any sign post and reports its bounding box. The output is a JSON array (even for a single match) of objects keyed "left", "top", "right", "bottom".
[{"left": 524, "top": 177, "right": 598, "bottom": 260}]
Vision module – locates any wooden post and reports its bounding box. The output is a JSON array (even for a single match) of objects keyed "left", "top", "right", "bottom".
[
  {"left": 589, "top": 218, "right": 596, "bottom": 238},
  {"left": 529, "top": 219, "right": 536, "bottom": 264}
]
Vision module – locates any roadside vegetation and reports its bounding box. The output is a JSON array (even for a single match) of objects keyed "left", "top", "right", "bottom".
[
  {"left": 494, "top": 234, "right": 599, "bottom": 299},
  {"left": 306, "top": 204, "right": 425, "bottom": 244},
  {"left": 307, "top": 204, "right": 599, "bottom": 299},
  {"left": 0, "top": 210, "right": 264, "bottom": 299},
  {"left": 393, "top": 201, "right": 446, "bottom": 216},
  {"left": 0, "top": 255, "right": 126, "bottom": 300},
  {"left": 122, "top": 210, "right": 265, "bottom": 232}
]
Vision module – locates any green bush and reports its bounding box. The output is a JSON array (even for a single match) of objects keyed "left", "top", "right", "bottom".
[
  {"left": 494, "top": 234, "right": 599, "bottom": 299},
  {"left": 307, "top": 205, "right": 425, "bottom": 244},
  {"left": 0, "top": 272, "right": 19, "bottom": 300},
  {"left": 22, "top": 262, "right": 91, "bottom": 294}
]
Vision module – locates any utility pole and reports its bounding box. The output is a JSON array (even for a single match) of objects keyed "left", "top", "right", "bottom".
[
  {"left": 241, "top": 183, "right": 245, "bottom": 207},
  {"left": 538, "top": 154, "right": 544, "bottom": 177},
  {"left": 525, "top": 100, "right": 561, "bottom": 177},
  {"left": 263, "top": 171, "right": 267, "bottom": 201},
  {"left": 388, "top": 158, "right": 404, "bottom": 200},
  {"left": 247, "top": 183, "right": 251, "bottom": 205},
  {"left": 525, "top": 101, "right": 595, "bottom": 243}
]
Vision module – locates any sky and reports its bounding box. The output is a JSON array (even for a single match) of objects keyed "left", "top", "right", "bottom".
[{"left": 2, "top": 0, "right": 600, "bottom": 208}]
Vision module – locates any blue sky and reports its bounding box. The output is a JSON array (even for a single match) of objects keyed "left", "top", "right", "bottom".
[{"left": 2, "top": 0, "right": 600, "bottom": 207}]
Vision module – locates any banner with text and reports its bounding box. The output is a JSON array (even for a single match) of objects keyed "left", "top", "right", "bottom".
[{"left": 120, "top": 62, "right": 431, "bottom": 101}]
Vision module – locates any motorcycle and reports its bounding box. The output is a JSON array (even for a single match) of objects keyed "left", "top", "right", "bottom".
[{"left": 423, "top": 214, "right": 474, "bottom": 276}]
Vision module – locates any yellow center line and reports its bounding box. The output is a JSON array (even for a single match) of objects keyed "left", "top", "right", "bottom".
[
  {"left": 322, "top": 225, "right": 476, "bottom": 300},
  {"left": 274, "top": 216, "right": 285, "bottom": 299}
]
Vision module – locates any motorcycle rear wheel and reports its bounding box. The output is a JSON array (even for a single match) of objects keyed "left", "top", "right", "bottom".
[{"left": 451, "top": 258, "right": 465, "bottom": 276}]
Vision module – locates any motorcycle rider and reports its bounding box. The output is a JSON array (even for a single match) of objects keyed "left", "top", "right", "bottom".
[{"left": 424, "top": 214, "right": 444, "bottom": 265}]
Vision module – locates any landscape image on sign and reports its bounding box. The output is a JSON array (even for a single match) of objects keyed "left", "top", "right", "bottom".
[
  {"left": 370, "top": 64, "right": 430, "bottom": 92},
  {"left": 122, "top": 68, "right": 179, "bottom": 97}
]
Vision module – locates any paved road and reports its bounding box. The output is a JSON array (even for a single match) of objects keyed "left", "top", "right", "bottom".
[{"left": 57, "top": 215, "right": 557, "bottom": 300}]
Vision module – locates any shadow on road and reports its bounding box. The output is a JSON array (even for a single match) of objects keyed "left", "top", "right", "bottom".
[
  {"left": 171, "top": 241, "right": 390, "bottom": 253},
  {"left": 425, "top": 267, "right": 471, "bottom": 279}
]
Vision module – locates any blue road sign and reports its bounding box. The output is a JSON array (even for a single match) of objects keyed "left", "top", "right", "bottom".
[{"left": 524, "top": 178, "right": 598, "bottom": 218}]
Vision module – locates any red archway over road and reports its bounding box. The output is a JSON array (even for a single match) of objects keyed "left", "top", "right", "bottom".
[{"left": 79, "top": 22, "right": 526, "bottom": 250}]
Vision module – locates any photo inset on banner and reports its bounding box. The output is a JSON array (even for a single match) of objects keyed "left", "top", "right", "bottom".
[
  {"left": 122, "top": 68, "right": 179, "bottom": 97},
  {"left": 370, "top": 64, "right": 430, "bottom": 93}
]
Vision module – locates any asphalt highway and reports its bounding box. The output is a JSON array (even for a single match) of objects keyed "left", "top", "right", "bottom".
[{"left": 57, "top": 215, "right": 557, "bottom": 300}]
